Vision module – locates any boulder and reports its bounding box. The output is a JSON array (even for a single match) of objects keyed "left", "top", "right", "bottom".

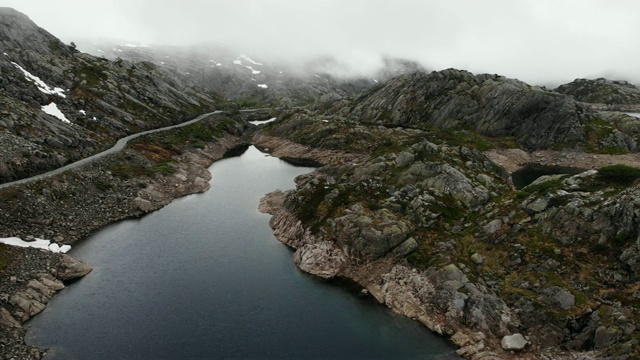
[
  {"left": 501, "top": 333, "right": 529, "bottom": 351},
  {"left": 55, "top": 253, "right": 92, "bottom": 281},
  {"left": 132, "top": 197, "right": 156, "bottom": 212},
  {"left": 293, "top": 241, "right": 348, "bottom": 279},
  {"left": 593, "top": 325, "right": 623, "bottom": 349},
  {"left": 553, "top": 288, "right": 575, "bottom": 310}
]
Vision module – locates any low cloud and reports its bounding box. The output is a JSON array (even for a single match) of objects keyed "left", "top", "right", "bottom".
[{"left": 5, "top": 0, "right": 640, "bottom": 85}]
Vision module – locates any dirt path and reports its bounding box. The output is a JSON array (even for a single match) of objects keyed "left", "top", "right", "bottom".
[{"left": 484, "top": 148, "right": 640, "bottom": 173}]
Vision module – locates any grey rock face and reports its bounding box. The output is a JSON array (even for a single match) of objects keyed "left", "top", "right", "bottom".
[
  {"left": 555, "top": 77, "right": 640, "bottom": 107},
  {"left": 345, "top": 69, "right": 594, "bottom": 151}
]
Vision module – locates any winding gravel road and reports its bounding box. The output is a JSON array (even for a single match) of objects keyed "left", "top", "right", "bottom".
[{"left": 0, "top": 111, "right": 220, "bottom": 190}]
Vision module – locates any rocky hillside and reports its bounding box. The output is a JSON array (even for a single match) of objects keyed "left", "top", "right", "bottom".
[
  {"left": 0, "top": 7, "right": 222, "bottom": 184},
  {"left": 257, "top": 70, "right": 640, "bottom": 359},
  {"left": 555, "top": 78, "right": 640, "bottom": 110},
  {"left": 323, "top": 69, "right": 598, "bottom": 151},
  {"left": 76, "top": 39, "right": 425, "bottom": 109}
]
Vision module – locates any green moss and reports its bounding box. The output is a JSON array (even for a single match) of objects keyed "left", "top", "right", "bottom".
[
  {"left": 597, "top": 164, "right": 640, "bottom": 185},
  {"left": 150, "top": 161, "right": 175, "bottom": 175}
]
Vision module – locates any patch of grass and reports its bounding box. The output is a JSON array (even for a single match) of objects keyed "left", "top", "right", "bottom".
[
  {"left": 150, "top": 161, "right": 175, "bottom": 175},
  {"left": 597, "top": 164, "right": 640, "bottom": 185}
]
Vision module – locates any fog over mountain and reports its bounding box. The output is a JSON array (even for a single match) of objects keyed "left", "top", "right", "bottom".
[{"left": 3, "top": 0, "right": 640, "bottom": 85}]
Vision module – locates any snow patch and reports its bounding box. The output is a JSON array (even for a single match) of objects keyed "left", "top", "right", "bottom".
[
  {"left": 233, "top": 57, "right": 261, "bottom": 74},
  {"left": 249, "top": 117, "right": 277, "bottom": 125},
  {"left": 257, "top": 84, "right": 268, "bottom": 89},
  {"left": 79, "top": 110, "right": 86, "bottom": 115},
  {"left": 123, "top": 43, "right": 151, "bottom": 48},
  {"left": 12, "top": 62, "right": 66, "bottom": 98},
  {"left": 0, "top": 237, "right": 71, "bottom": 253},
  {"left": 42, "top": 103, "right": 71, "bottom": 124},
  {"left": 239, "top": 54, "right": 263, "bottom": 66},
  {"left": 3, "top": 52, "right": 7, "bottom": 56}
]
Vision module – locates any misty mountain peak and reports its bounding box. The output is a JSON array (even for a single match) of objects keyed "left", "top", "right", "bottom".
[{"left": 0, "top": 7, "right": 72, "bottom": 56}]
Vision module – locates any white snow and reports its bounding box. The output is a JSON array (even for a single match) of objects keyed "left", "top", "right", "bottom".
[
  {"left": 257, "top": 84, "right": 268, "bottom": 89},
  {"left": 249, "top": 117, "right": 277, "bottom": 125},
  {"left": 322, "top": 119, "right": 329, "bottom": 123},
  {"left": 123, "top": 43, "right": 151, "bottom": 48},
  {"left": 79, "top": 110, "right": 86, "bottom": 115},
  {"left": 3, "top": 52, "right": 7, "bottom": 56},
  {"left": 246, "top": 66, "right": 261, "bottom": 74},
  {"left": 42, "top": 102, "right": 71, "bottom": 124},
  {"left": 12, "top": 62, "right": 66, "bottom": 98},
  {"left": 0, "top": 237, "right": 71, "bottom": 253},
  {"left": 209, "top": 60, "right": 222, "bottom": 66},
  {"left": 239, "top": 54, "right": 263, "bottom": 66},
  {"left": 97, "top": 49, "right": 104, "bottom": 53},
  {"left": 113, "top": 48, "right": 123, "bottom": 52},
  {"left": 92, "top": 116, "right": 97, "bottom": 121},
  {"left": 233, "top": 58, "right": 261, "bottom": 74},
  {"left": 373, "top": 79, "right": 379, "bottom": 83}
]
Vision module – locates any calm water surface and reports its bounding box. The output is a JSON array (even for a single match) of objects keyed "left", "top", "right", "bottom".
[{"left": 27, "top": 146, "right": 459, "bottom": 360}]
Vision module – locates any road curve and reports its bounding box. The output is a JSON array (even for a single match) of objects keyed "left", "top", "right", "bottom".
[{"left": 0, "top": 111, "right": 221, "bottom": 190}]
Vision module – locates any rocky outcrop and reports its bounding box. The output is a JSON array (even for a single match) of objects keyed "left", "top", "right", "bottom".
[
  {"left": 340, "top": 69, "right": 595, "bottom": 151},
  {"left": 555, "top": 77, "right": 640, "bottom": 109}
]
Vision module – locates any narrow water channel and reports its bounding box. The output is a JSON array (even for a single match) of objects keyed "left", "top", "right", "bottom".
[{"left": 26, "top": 146, "right": 459, "bottom": 360}]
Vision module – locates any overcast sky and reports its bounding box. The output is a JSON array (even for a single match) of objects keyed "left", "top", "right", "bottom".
[{"left": 3, "top": 0, "right": 640, "bottom": 85}]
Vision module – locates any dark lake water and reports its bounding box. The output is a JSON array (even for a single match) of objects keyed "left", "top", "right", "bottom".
[{"left": 26, "top": 146, "right": 459, "bottom": 360}]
